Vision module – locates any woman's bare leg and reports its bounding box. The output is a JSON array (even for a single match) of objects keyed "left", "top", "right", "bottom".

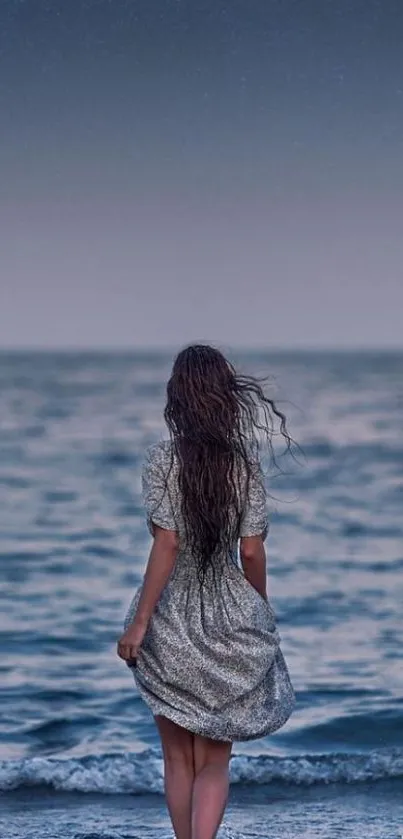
[
  {"left": 155, "top": 715, "right": 195, "bottom": 839},
  {"left": 191, "top": 733, "right": 232, "bottom": 839}
]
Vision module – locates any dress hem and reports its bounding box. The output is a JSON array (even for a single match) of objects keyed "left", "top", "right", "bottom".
[{"left": 129, "top": 666, "right": 296, "bottom": 743}]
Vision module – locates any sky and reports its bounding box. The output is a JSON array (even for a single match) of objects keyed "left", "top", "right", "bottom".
[{"left": 1, "top": 0, "right": 403, "bottom": 349}]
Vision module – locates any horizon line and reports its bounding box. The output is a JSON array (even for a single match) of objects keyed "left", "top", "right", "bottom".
[{"left": 0, "top": 344, "right": 402, "bottom": 354}]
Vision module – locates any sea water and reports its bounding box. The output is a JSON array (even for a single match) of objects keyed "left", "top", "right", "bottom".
[{"left": 0, "top": 349, "right": 402, "bottom": 838}]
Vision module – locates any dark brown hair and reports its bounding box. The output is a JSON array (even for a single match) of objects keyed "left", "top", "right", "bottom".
[{"left": 163, "top": 343, "right": 297, "bottom": 587}]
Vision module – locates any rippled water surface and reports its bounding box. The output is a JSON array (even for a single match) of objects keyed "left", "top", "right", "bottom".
[{"left": 0, "top": 350, "right": 402, "bottom": 838}]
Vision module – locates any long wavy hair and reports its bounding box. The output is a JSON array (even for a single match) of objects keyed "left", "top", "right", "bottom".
[{"left": 162, "top": 343, "right": 298, "bottom": 588}]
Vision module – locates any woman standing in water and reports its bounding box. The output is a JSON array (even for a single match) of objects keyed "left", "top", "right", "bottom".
[{"left": 117, "top": 343, "right": 296, "bottom": 839}]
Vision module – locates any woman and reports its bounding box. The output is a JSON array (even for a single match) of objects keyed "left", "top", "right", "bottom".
[{"left": 117, "top": 343, "right": 296, "bottom": 839}]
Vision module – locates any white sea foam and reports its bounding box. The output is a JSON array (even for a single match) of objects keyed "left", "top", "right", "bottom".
[{"left": 1, "top": 748, "right": 403, "bottom": 795}]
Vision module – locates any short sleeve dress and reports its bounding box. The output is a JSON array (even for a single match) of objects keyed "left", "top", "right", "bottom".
[{"left": 123, "top": 440, "right": 296, "bottom": 742}]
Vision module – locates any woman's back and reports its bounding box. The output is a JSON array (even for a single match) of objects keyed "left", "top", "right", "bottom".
[{"left": 142, "top": 439, "right": 269, "bottom": 567}]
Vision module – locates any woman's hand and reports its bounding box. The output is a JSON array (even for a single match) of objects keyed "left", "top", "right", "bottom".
[{"left": 117, "top": 619, "right": 147, "bottom": 665}]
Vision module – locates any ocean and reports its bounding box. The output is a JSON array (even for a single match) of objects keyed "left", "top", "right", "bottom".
[{"left": 0, "top": 349, "right": 402, "bottom": 839}]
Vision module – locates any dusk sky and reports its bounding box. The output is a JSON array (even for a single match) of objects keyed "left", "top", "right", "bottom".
[{"left": 1, "top": 0, "right": 402, "bottom": 349}]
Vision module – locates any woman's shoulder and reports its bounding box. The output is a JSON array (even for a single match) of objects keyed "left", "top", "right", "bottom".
[
  {"left": 143, "top": 438, "right": 261, "bottom": 473},
  {"left": 143, "top": 439, "right": 174, "bottom": 470}
]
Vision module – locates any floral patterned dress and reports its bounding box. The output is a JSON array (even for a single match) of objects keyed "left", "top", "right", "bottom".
[{"left": 123, "top": 440, "right": 296, "bottom": 742}]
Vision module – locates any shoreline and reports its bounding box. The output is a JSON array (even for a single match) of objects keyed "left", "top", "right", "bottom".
[{"left": 2, "top": 779, "right": 403, "bottom": 839}]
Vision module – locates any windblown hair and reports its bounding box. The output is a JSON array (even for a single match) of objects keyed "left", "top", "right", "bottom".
[{"left": 163, "top": 343, "right": 298, "bottom": 588}]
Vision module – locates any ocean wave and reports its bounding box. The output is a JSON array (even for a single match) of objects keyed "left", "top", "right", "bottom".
[{"left": 1, "top": 748, "right": 403, "bottom": 795}]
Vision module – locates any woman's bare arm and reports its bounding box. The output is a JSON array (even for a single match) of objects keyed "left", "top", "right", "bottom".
[
  {"left": 134, "top": 524, "right": 179, "bottom": 626},
  {"left": 117, "top": 525, "right": 179, "bottom": 661},
  {"left": 239, "top": 535, "right": 268, "bottom": 600}
]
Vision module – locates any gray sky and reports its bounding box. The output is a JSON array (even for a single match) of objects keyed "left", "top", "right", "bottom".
[{"left": 1, "top": 0, "right": 403, "bottom": 349}]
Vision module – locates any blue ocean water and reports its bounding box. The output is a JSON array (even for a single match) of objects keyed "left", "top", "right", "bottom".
[{"left": 0, "top": 349, "right": 402, "bottom": 839}]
